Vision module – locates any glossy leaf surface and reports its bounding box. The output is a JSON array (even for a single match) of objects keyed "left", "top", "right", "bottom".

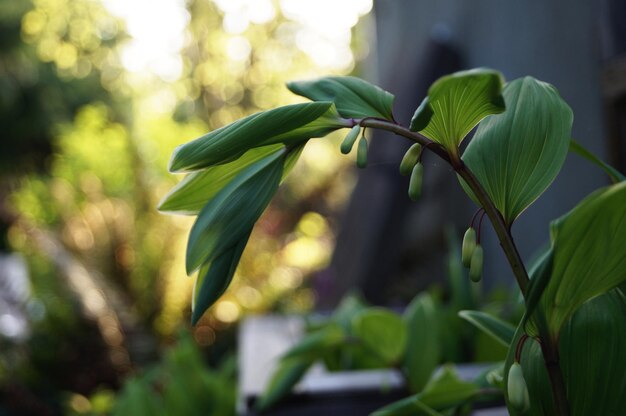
[
  {"left": 287, "top": 76, "right": 395, "bottom": 120},
  {"left": 169, "top": 102, "right": 342, "bottom": 172},
  {"left": 462, "top": 77, "right": 573, "bottom": 224},
  {"left": 410, "top": 68, "right": 505, "bottom": 156},
  {"left": 185, "top": 151, "right": 284, "bottom": 273}
]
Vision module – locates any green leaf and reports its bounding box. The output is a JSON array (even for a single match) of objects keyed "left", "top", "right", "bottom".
[
  {"left": 185, "top": 150, "right": 284, "bottom": 273},
  {"left": 282, "top": 324, "right": 346, "bottom": 361},
  {"left": 461, "top": 77, "right": 573, "bottom": 224},
  {"left": 191, "top": 232, "right": 251, "bottom": 325},
  {"left": 403, "top": 293, "right": 440, "bottom": 392},
  {"left": 541, "top": 182, "right": 626, "bottom": 333},
  {"left": 373, "top": 366, "right": 479, "bottom": 416},
  {"left": 169, "top": 102, "right": 343, "bottom": 172},
  {"left": 410, "top": 68, "right": 505, "bottom": 157},
  {"left": 287, "top": 76, "right": 395, "bottom": 120},
  {"left": 569, "top": 139, "right": 626, "bottom": 183},
  {"left": 351, "top": 308, "right": 407, "bottom": 365},
  {"left": 505, "top": 290, "right": 626, "bottom": 416},
  {"left": 458, "top": 310, "right": 515, "bottom": 347},
  {"left": 256, "top": 357, "right": 313, "bottom": 412},
  {"left": 159, "top": 145, "right": 284, "bottom": 215}
]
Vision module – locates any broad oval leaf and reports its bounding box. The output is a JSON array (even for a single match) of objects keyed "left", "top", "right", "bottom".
[
  {"left": 191, "top": 231, "right": 251, "bottom": 325},
  {"left": 185, "top": 150, "right": 285, "bottom": 273},
  {"left": 287, "top": 76, "right": 395, "bottom": 120},
  {"left": 281, "top": 324, "right": 346, "bottom": 361},
  {"left": 541, "top": 182, "right": 626, "bottom": 333},
  {"left": 410, "top": 68, "right": 505, "bottom": 157},
  {"left": 351, "top": 308, "right": 407, "bottom": 365},
  {"left": 458, "top": 310, "right": 516, "bottom": 347},
  {"left": 404, "top": 293, "right": 440, "bottom": 392},
  {"left": 462, "top": 77, "right": 573, "bottom": 224},
  {"left": 169, "top": 102, "right": 343, "bottom": 172}
]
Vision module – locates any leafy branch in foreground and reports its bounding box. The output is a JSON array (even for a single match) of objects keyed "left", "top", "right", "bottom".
[{"left": 160, "top": 70, "right": 626, "bottom": 415}]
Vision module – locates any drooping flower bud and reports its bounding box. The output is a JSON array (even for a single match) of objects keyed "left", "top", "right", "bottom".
[
  {"left": 469, "top": 245, "right": 483, "bottom": 282},
  {"left": 399, "top": 143, "right": 422, "bottom": 176},
  {"left": 461, "top": 227, "right": 476, "bottom": 268},
  {"left": 408, "top": 162, "right": 423, "bottom": 201},
  {"left": 340, "top": 125, "right": 361, "bottom": 154},
  {"left": 507, "top": 362, "right": 530, "bottom": 412},
  {"left": 356, "top": 136, "right": 368, "bottom": 168}
]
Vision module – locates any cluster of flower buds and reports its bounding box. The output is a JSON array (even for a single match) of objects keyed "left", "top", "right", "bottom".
[
  {"left": 462, "top": 226, "right": 483, "bottom": 282},
  {"left": 399, "top": 143, "right": 423, "bottom": 201}
]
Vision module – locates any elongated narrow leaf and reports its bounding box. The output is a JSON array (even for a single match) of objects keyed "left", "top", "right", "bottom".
[
  {"left": 256, "top": 357, "right": 313, "bottom": 412},
  {"left": 159, "top": 145, "right": 284, "bottom": 215},
  {"left": 541, "top": 182, "right": 626, "bottom": 333},
  {"left": 458, "top": 310, "right": 515, "bottom": 347},
  {"left": 462, "top": 77, "right": 573, "bottom": 224},
  {"left": 410, "top": 68, "right": 505, "bottom": 156},
  {"left": 287, "top": 76, "right": 395, "bottom": 120},
  {"left": 191, "top": 231, "right": 251, "bottom": 325},
  {"left": 404, "top": 294, "right": 440, "bottom": 392},
  {"left": 282, "top": 324, "right": 346, "bottom": 361},
  {"left": 352, "top": 308, "right": 407, "bottom": 365},
  {"left": 185, "top": 151, "right": 284, "bottom": 273},
  {"left": 169, "top": 102, "right": 342, "bottom": 172},
  {"left": 569, "top": 139, "right": 626, "bottom": 183}
]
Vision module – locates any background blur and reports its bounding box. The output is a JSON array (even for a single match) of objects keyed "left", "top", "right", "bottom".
[{"left": 1, "top": 0, "right": 624, "bottom": 414}]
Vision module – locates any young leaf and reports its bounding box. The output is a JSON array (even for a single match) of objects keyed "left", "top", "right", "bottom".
[
  {"left": 403, "top": 293, "right": 440, "bottom": 392},
  {"left": 191, "top": 232, "right": 251, "bottom": 325},
  {"left": 461, "top": 77, "right": 573, "bottom": 225},
  {"left": 287, "top": 76, "right": 395, "bottom": 120},
  {"left": 159, "top": 145, "right": 285, "bottom": 215},
  {"left": 351, "top": 308, "right": 407, "bottom": 365},
  {"left": 540, "top": 182, "right": 626, "bottom": 333},
  {"left": 458, "top": 310, "right": 515, "bottom": 347},
  {"left": 185, "top": 150, "right": 285, "bottom": 273},
  {"left": 169, "top": 102, "right": 343, "bottom": 172},
  {"left": 410, "top": 68, "right": 505, "bottom": 157},
  {"left": 255, "top": 357, "right": 313, "bottom": 412}
]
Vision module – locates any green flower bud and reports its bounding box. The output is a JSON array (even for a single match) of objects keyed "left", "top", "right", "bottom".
[
  {"left": 340, "top": 125, "right": 361, "bottom": 154},
  {"left": 461, "top": 227, "right": 476, "bottom": 268},
  {"left": 469, "top": 245, "right": 483, "bottom": 282},
  {"left": 356, "top": 136, "right": 368, "bottom": 168},
  {"left": 399, "top": 143, "right": 422, "bottom": 176},
  {"left": 408, "top": 162, "right": 423, "bottom": 201},
  {"left": 507, "top": 362, "right": 530, "bottom": 412}
]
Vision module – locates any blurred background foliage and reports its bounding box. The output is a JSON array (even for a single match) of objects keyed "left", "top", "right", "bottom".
[{"left": 0, "top": 0, "right": 373, "bottom": 413}]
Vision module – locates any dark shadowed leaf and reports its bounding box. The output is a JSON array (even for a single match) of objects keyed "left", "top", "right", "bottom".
[
  {"left": 287, "top": 76, "right": 395, "bottom": 120},
  {"left": 169, "top": 102, "right": 342, "bottom": 172},
  {"left": 458, "top": 310, "right": 515, "bottom": 347},
  {"left": 404, "top": 293, "right": 440, "bottom": 392},
  {"left": 461, "top": 77, "right": 573, "bottom": 224},
  {"left": 185, "top": 150, "right": 284, "bottom": 273},
  {"left": 410, "top": 68, "right": 505, "bottom": 157},
  {"left": 569, "top": 139, "right": 626, "bottom": 183},
  {"left": 191, "top": 232, "right": 251, "bottom": 325}
]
